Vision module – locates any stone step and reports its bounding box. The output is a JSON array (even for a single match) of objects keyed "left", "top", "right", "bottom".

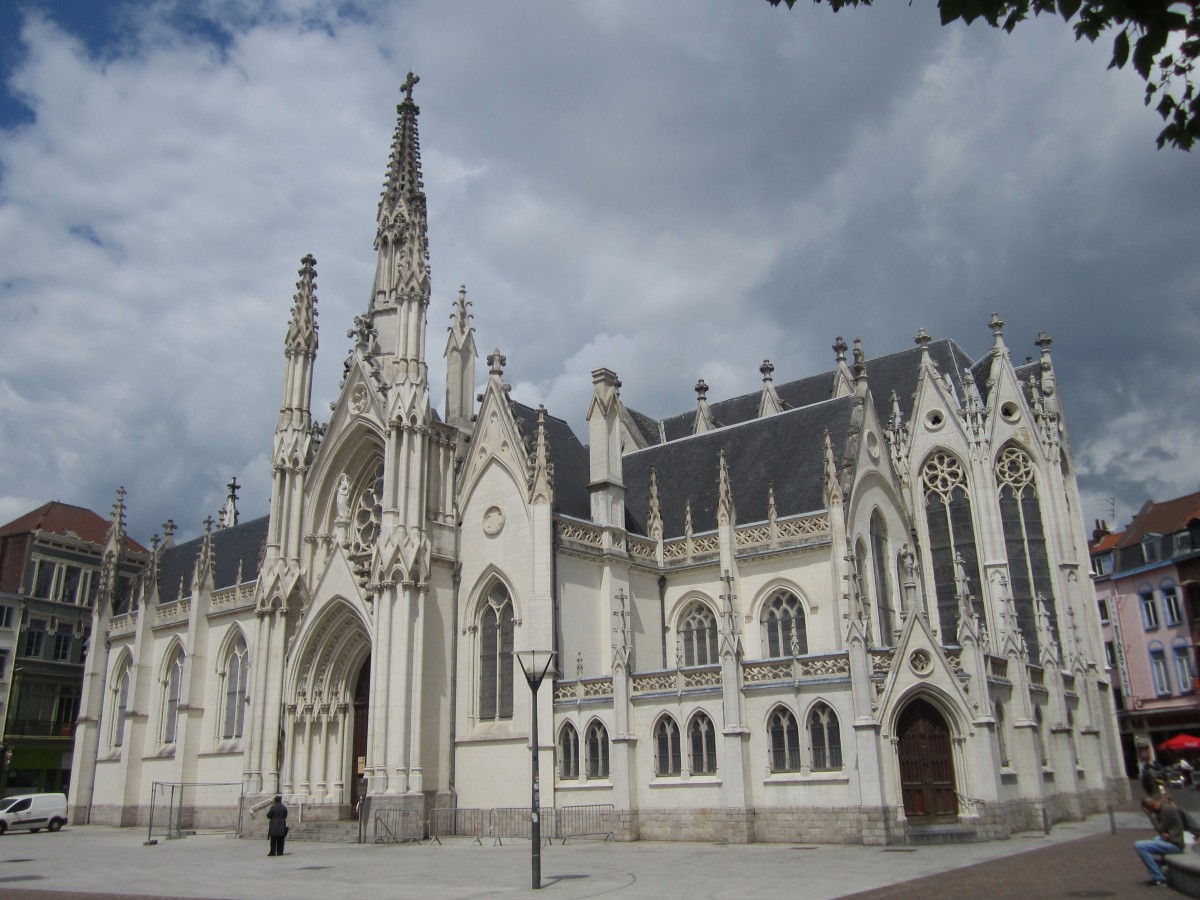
[{"left": 906, "top": 823, "right": 978, "bottom": 845}]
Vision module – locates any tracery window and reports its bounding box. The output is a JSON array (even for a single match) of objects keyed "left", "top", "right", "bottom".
[
  {"left": 478, "top": 584, "right": 515, "bottom": 721},
  {"left": 162, "top": 648, "right": 184, "bottom": 744},
  {"left": 921, "top": 451, "right": 985, "bottom": 643},
  {"left": 349, "top": 461, "right": 385, "bottom": 556},
  {"left": 559, "top": 722, "right": 579, "bottom": 779},
  {"left": 654, "top": 715, "right": 681, "bottom": 776},
  {"left": 688, "top": 712, "right": 718, "bottom": 775},
  {"left": 871, "top": 511, "right": 896, "bottom": 645},
  {"left": 762, "top": 591, "right": 807, "bottom": 658},
  {"left": 221, "top": 636, "right": 249, "bottom": 740},
  {"left": 678, "top": 601, "right": 718, "bottom": 667},
  {"left": 995, "top": 445, "right": 1057, "bottom": 657},
  {"left": 768, "top": 706, "right": 801, "bottom": 772},
  {"left": 586, "top": 721, "right": 610, "bottom": 779},
  {"left": 110, "top": 661, "right": 131, "bottom": 749},
  {"left": 808, "top": 702, "right": 842, "bottom": 771}
]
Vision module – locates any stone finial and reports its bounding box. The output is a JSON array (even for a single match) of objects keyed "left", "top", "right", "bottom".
[
  {"left": 488, "top": 348, "right": 506, "bottom": 377},
  {"left": 401, "top": 70, "right": 420, "bottom": 102},
  {"left": 915, "top": 327, "right": 932, "bottom": 349},
  {"left": 760, "top": 359, "right": 775, "bottom": 383},
  {"left": 451, "top": 285, "right": 473, "bottom": 331},
  {"left": 833, "top": 336, "right": 848, "bottom": 363},
  {"left": 988, "top": 311, "right": 1007, "bottom": 352},
  {"left": 694, "top": 378, "right": 709, "bottom": 401}
]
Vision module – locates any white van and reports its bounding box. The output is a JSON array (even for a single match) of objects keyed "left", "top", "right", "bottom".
[{"left": 0, "top": 793, "right": 68, "bottom": 834}]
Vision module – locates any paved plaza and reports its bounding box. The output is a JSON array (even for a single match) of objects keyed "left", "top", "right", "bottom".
[{"left": 0, "top": 804, "right": 1165, "bottom": 899}]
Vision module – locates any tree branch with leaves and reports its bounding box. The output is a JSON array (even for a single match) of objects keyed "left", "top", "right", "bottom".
[{"left": 767, "top": 0, "right": 1200, "bottom": 150}]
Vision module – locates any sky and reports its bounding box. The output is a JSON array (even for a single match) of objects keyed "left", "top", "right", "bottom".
[{"left": 0, "top": 0, "right": 1197, "bottom": 546}]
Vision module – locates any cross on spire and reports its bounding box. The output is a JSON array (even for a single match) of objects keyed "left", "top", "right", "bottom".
[{"left": 402, "top": 71, "right": 420, "bottom": 102}]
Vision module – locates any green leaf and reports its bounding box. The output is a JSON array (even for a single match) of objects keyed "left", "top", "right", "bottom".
[
  {"left": 939, "top": 0, "right": 963, "bottom": 26},
  {"left": 1056, "top": 0, "right": 1081, "bottom": 21},
  {"left": 1110, "top": 29, "right": 1130, "bottom": 69},
  {"left": 960, "top": 0, "right": 984, "bottom": 23}
]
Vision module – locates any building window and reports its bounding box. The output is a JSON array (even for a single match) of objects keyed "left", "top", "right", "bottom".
[
  {"left": 0, "top": 648, "right": 7, "bottom": 678},
  {"left": 688, "top": 712, "right": 717, "bottom": 775},
  {"left": 163, "top": 649, "right": 184, "bottom": 743},
  {"left": 1143, "top": 534, "right": 1161, "bottom": 564},
  {"left": 808, "top": 702, "right": 842, "bottom": 771},
  {"left": 559, "top": 722, "right": 579, "bottom": 779},
  {"left": 586, "top": 721, "right": 610, "bottom": 779},
  {"left": 996, "top": 445, "right": 1057, "bottom": 657},
  {"left": 654, "top": 716, "right": 681, "bottom": 776},
  {"left": 871, "top": 512, "right": 896, "bottom": 645},
  {"left": 22, "top": 623, "right": 45, "bottom": 658},
  {"left": 1150, "top": 647, "right": 1172, "bottom": 696},
  {"left": 478, "top": 584, "right": 514, "bottom": 721},
  {"left": 53, "top": 632, "right": 71, "bottom": 662},
  {"left": 1141, "top": 592, "right": 1161, "bottom": 630},
  {"left": 678, "top": 602, "right": 717, "bottom": 667},
  {"left": 58, "top": 565, "right": 82, "bottom": 603},
  {"left": 1098, "top": 599, "right": 1110, "bottom": 625},
  {"left": 995, "top": 702, "right": 1010, "bottom": 767},
  {"left": 221, "top": 636, "right": 249, "bottom": 739},
  {"left": 1092, "top": 553, "right": 1114, "bottom": 577},
  {"left": 761, "top": 591, "right": 807, "bottom": 658},
  {"left": 921, "top": 451, "right": 985, "bottom": 643},
  {"left": 0, "top": 606, "right": 12, "bottom": 629},
  {"left": 1174, "top": 645, "right": 1194, "bottom": 695},
  {"left": 54, "top": 684, "right": 79, "bottom": 733},
  {"left": 111, "top": 664, "right": 131, "bottom": 749},
  {"left": 1105, "top": 640, "right": 1116, "bottom": 668},
  {"left": 1034, "top": 706, "right": 1047, "bottom": 766},
  {"left": 31, "top": 560, "right": 55, "bottom": 599},
  {"left": 1163, "top": 586, "right": 1183, "bottom": 626},
  {"left": 768, "top": 706, "right": 801, "bottom": 772}
]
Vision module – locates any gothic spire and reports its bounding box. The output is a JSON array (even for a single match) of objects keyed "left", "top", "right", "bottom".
[{"left": 285, "top": 254, "right": 319, "bottom": 353}]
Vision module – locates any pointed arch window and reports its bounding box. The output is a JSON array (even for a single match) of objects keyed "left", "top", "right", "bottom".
[
  {"left": 586, "top": 721, "right": 610, "bottom": 779},
  {"left": 871, "top": 511, "right": 896, "bottom": 645},
  {"left": 762, "top": 591, "right": 807, "bottom": 658},
  {"left": 996, "top": 445, "right": 1057, "bottom": 657},
  {"left": 688, "top": 712, "right": 718, "bottom": 774},
  {"left": 110, "top": 661, "right": 131, "bottom": 749},
  {"left": 349, "top": 460, "right": 385, "bottom": 557},
  {"left": 479, "top": 584, "right": 514, "bottom": 721},
  {"left": 654, "top": 715, "right": 681, "bottom": 776},
  {"left": 221, "top": 636, "right": 249, "bottom": 740},
  {"left": 808, "top": 702, "right": 842, "bottom": 771},
  {"left": 559, "top": 722, "right": 579, "bottom": 779},
  {"left": 768, "top": 706, "right": 801, "bottom": 772},
  {"left": 162, "top": 648, "right": 184, "bottom": 744},
  {"left": 921, "top": 451, "right": 984, "bottom": 644},
  {"left": 994, "top": 702, "right": 1010, "bottom": 768},
  {"left": 678, "top": 601, "right": 717, "bottom": 667}
]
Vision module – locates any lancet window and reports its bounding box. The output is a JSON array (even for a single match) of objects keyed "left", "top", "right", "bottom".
[
  {"left": 995, "top": 444, "right": 1057, "bottom": 657},
  {"left": 110, "top": 660, "right": 131, "bottom": 749},
  {"left": 478, "top": 584, "right": 514, "bottom": 721},
  {"left": 761, "top": 591, "right": 807, "bottom": 658},
  {"left": 221, "top": 636, "right": 249, "bottom": 740},
  {"left": 871, "top": 511, "right": 896, "bottom": 645},
  {"left": 654, "top": 715, "right": 682, "bottom": 776},
  {"left": 688, "top": 712, "right": 718, "bottom": 774},
  {"left": 586, "top": 721, "right": 610, "bottom": 779},
  {"left": 559, "top": 722, "right": 579, "bottom": 779},
  {"left": 162, "top": 648, "right": 184, "bottom": 744},
  {"left": 921, "top": 451, "right": 985, "bottom": 643},
  {"left": 808, "top": 702, "right": 842, "bottom": 771},
  {"left": 678, "top": 601, "right": 718, "bottom": 667},
  {"left": 348, "top": 460, "right": 385, "bottom": 557},
  {"left": 768, "top": 706, "right": 801, "bottom": 772}
]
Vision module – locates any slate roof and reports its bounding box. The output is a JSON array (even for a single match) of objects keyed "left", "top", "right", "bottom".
[
  {"left": 623, "top": 397, "right": 854, "bottom": 537},
  {"left": 0, "top": 501, "right": 148, "bottom": 554},
  {"left": 157, "top": 515, "right": 270, "bottom": 605},
  {"left": 510, "top": 403, "right": 591, "bottom": 521}
]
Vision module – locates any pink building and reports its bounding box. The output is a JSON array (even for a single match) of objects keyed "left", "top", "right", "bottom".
[{"left": 1091, "top": 491, "right": 1200, "bottom": 774}]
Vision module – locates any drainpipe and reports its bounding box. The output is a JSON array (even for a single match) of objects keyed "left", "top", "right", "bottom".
[
  {"left": 658, "top": 575, "right": 668, "bottom": 669},
  {"left": 448, "top": 458, "right": 462, "bottom": 803}
]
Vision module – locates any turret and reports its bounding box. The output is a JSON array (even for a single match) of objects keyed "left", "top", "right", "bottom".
[{"left": 444, "top": 285, "right": 478, "bottom": 435}]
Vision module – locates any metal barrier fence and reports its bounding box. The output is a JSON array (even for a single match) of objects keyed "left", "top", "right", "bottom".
[
  {"left": 488, "top": 806, "right": 557, "bottom": 845},
  {"left": 146, "top": 782, "right": 244, "bottom": 843},
  {"left": 556, "top": 804, "right": 616, "bottom": 842},
  {"left": 429, "top": 807, "right": 487, "bottom": 844},
  {"left": 373, "top": 808, "right": 424, "bottom": 844}
]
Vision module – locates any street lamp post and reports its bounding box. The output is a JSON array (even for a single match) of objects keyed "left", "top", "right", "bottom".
[{"left": 515, "top": 649, "right": 556, "bottom": 890}]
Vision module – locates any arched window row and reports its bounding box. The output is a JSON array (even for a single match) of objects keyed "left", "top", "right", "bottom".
[{"left": 558, "top": 720, "right": 611, "bottom": 781}]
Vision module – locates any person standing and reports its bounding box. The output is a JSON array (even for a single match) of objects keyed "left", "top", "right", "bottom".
[
  {"left": 1135, "top": 794, "right": 1184, "bottom": 887},
  {"left": 266, "top": 794, "right": 288, "bottom": 857}
]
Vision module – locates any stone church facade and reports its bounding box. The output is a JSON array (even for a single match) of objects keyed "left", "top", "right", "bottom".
[{"left": 68, "top": 78, "right": 1126, "bottom": 843}]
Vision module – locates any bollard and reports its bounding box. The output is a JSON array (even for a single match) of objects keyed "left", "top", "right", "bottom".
[
  {"left": 1042, "top": 806, "right": 1051, "bottom": 835},
  {"left": 1108, "top": 802, "right": 1117, "bottom": 835}
]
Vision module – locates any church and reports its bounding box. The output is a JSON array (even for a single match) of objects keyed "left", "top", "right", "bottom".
[{"left": 68, "top": 76, "right": 1126, "bottom": 844}]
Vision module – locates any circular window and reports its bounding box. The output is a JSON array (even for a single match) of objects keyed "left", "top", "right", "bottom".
[
  {"left": 483, "top": 506, "right": 505, "bottom": 536},
  {"left": 909, "top": 649, "right": 933, "bottom": 675},
  {"left": 1001, "top": 401, "right": 1020, "bottom": 423},
  {"left": 925, "top": 409, "right": 945, "bottom": 431}
]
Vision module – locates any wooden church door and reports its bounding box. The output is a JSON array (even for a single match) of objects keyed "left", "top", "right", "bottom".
[
  {"left": 349, "top": 657, "right": 370, "bottom": 819},
  {"left": 897, "top": 698, "right": 958, "bottom": 822}
]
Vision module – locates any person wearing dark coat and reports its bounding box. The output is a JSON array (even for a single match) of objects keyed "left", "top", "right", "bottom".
[{"left": 266, "top": 795, "right": 288, "bottom": 857}]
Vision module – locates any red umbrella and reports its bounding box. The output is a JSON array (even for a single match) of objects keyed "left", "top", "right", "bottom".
[{"left": 1158, "top": 734, "right": 1200, "bottom": 752}]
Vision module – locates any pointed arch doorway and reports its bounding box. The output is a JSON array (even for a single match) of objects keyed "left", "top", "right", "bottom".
[
  {"left": 349, "top": 657, "right": 370, "bottom": 819},
  {"left": 897, "top": 697, "right": 958, "bottom": 822}
]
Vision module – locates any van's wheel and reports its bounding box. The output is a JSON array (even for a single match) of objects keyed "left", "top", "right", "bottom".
[
  {"left": 29, "top": 828, "right": 39, "bottom": 833},
  {"left": 48, "top": 819, "right": 62, "bottom": 832}
]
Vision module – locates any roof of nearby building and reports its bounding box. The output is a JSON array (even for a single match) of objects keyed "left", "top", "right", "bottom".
[
  {"left": 157, "top": 515, "right": 270, "bottom": 605},
  {"left": 1114, "top": 490, "right": 1200, "bottom": 549},
  {"left": 0, "top": 501, "right": 148, "bottom": 554},
  {"left": 1088, "top": 530, "right": 1123, "bottom": 555}
]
